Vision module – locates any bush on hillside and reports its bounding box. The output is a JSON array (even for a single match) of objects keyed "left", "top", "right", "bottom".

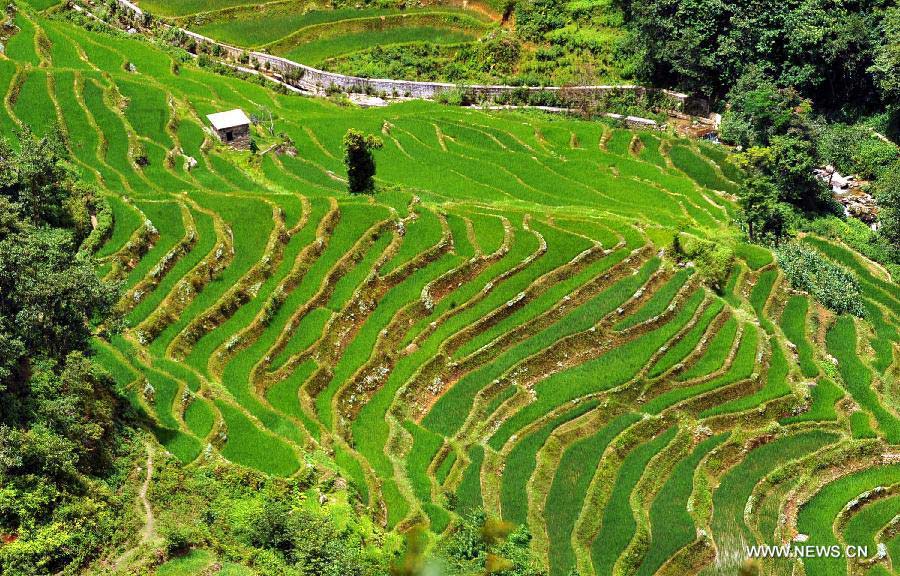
[
  {"left": 433, "top": 509, "right": 545, "bottom": 576},
  {"left": 516, "top": 0, "right": 568, "bottom": 41},
  {"left": 0, "top": 127, "right": 127, "bottom": 575},
  {"left": 670, "top": 232, "right": 734, "bottom": 292},
  {"left": 719, "top": 68, "right": 812, "bottom": 149},
  {"left": 775, "top": 242, "right": 866, "bottom": 317},
  {"left": 436, "top": 86, "right": 474, "bottom": 106},
  {"left": 473, "top": 31, "right": 522, "bottom": 76}
]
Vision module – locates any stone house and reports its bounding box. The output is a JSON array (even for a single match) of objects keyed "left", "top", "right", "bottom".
[{"left": 207, "top": 109, "right": 251, "bottom": 149}]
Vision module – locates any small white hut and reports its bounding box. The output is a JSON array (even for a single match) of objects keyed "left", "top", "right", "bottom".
[{"left": 206, "top": 109, "right": 251, "bottom": 149}]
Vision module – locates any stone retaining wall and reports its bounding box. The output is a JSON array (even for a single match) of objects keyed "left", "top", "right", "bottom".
[{"left": 113, "top": 0, "right": 703, "bottom": 111}]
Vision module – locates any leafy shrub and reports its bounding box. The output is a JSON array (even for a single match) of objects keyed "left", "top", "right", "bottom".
[
  {"left": 434, "top": 509, "right": 543, "bottom": 575},
  {"left": 775, "top": 242, "right": 865, "bottom": 317},
  {"left": 516, "top": 0, "right": 568, "bottom": 41},
  {"left": 163, "top": 525, "right": 193, "bottom": 556},
  {"left": 670, "top": 232, "right": 734, "bottom": 292},
  {"left": 435, "top": 86, "right": 472, "bottom": 106},
  {"left": 719, "top": 68, "right": 811, "bottom": 149},
  {"left": 873, "top": 160, "right": 900, "bottom": 266},
  {"left": 494, "top": 87, "right": 563, "bottom": 107},
  {"left": 473, "top": 31, "right": 522, "bottom": 75}
]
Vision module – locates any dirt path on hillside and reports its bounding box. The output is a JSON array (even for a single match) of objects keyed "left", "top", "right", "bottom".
[
  {"left": 138, "top": 442, "right": 155, "bottom": 544},
  {"left": 109, "top": 442, "right": 155, "bottom": 572}
]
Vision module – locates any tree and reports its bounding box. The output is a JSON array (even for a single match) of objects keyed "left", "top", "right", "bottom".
[
  {"left": 243, "top": 496, "right": 382, "bottom": 575},
  {"left": 719, "top": 68, "right": 811, "bottom": 149},
  {"left": 435, "top": 509, "right": 545, "bottom": 576},
  {"left": 874, "top": 161, "right": 900, "bottom": 261},
  {"left": 0, "top": 227, "right": 119, "bottom": 371},
  {"left": 764, "top": 135, "right": 830, "bottom": 210},
  {"left": 0, "top": 127, "right": 75, "bottom": 228},
  {"left": 816, "top": 122, "right": 900, "bottom": 180},
  {"left": 343, "top": 129, "right": 383, "bottom": 194},
  {"left": 870, "top": 8, "right": 900, "bottom": 103},
  {"left": 736, "top": 175, "right": 790, "bottom": 242},
  {"left": 728, "top": 90, "right": 838, "bottom": 239},
  {"left": 869, "top": 7, "right": 900, "bottom": 137}
]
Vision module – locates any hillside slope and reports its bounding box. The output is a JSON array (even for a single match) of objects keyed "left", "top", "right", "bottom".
[{"left": 1, "top": 4, "right": 898, "bottom": 575}]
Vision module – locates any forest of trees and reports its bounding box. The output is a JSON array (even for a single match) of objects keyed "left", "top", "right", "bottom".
[
  {"left": 607, "top": 1, "right": 899, "bottom": 271},
  {"left": 0, "top": 128, "right": 130, "bottom": 573}
]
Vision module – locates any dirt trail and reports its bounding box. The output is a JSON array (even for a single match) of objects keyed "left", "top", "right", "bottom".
[
  {"left": 138, "top": 442, "right": 155, "bottom": 544},
  {"left": 109, "top": 442, "right": 155, "bottom": 572}
]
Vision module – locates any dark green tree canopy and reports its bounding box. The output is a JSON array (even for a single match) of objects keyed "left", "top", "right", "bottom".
[
  {"left": 343, "top": 129, "right": 384, "bottom": 194},
  {"left": 870, "top": 7, "right": 900, "bottom": 105},
  {"left": 0, "top": 227, "right": 118, "bottom": 368},
  {"left": 874, "top": 161, "right": 900, "bottom": 261},
  {"left": 0, "top": 127, "right": 77, "bottom": 228},
  {"left": 719, "top": 68, "right": 812, "bottom": 148},
  {"left": 616, "top": 0, "right": 892, "bottom": 110},
  {"left": 0, "top": 129, "right": 119, "bottom": 386},
  {"left": 0, "top": 126, "right": 122, "bottom": 573}
]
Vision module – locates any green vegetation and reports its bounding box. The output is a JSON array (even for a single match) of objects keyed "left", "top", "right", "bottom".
[
  {"left": 343, "top": 129, "right": 383, "bottom": 194},
  {"left": 712, "top": 431, "right": 839, "bottom": 569},
  {"left": 636, "top": 433, "right": 727, "bottom": 576},
  {"left": 827, "top": 316, "right": 899, "bottom": 443},
  {"left": 0, "top": 3, "right": 896, "bottom": 575},
  {"left": 500, "top": 400, "right": 600, "bottom": 526},
  {"left": 0, "top": 127, "right": 126, "bottom": 574},
  {"left": 648, "top": 299, "right": 723, "bottom": 377},
  {"left": 591, "top": 426, "right": 677, "bottom": 576},
  {"left": 669, "top": 144, "right": 738, "bottom": 194},
  {"left": 615, "top": 268, "right": 691, "bottom": 330},
  {"left": 797, "top": 465, "right": 900, "bottom": 576},
  {"left": 669, "top": 232, "right": 734, "bottom": 292},
  {"left": 546, "top": 413, "right": 639, "bottom": 575},
  {"left": 781, "top": 378, "right": 843, "bottom": 424},
  {"left": 777, "top": 242, "right": 866, "bottom": 317},
  {"left": 678, "top": 315, "right": 737, "bottom": 380},
  {"left": 779, "top": 296, "right": 818, "bottom": 378},
  {"left": 749, "top": 268, "right": 777, "bottom": 333}
]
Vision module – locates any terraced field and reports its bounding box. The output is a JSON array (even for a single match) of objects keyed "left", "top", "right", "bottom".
[
  {"left": 136, "top": 0, "right": 496, "bottom": 67},
  {"left": 4, "top": 4, "right": 899, "bottom": 575}
]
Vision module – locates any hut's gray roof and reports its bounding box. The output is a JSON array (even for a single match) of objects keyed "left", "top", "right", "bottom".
[{"left": 206, "top": 109, "right": 251, "bottom": 130}]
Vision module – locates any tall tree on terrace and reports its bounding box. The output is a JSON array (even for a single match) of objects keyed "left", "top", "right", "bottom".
[{"left": 343, "top": 129, "right": 384, "bottom": 194}]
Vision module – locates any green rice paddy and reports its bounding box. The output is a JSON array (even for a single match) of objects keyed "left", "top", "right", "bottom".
[{"left": 138, "top": 0, "right": 494, "bottom": 67}]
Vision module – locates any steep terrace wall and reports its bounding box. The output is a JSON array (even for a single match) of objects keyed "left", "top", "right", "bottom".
[{"left": 113, "top": 0, "right": 700, "bottom": 111}]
